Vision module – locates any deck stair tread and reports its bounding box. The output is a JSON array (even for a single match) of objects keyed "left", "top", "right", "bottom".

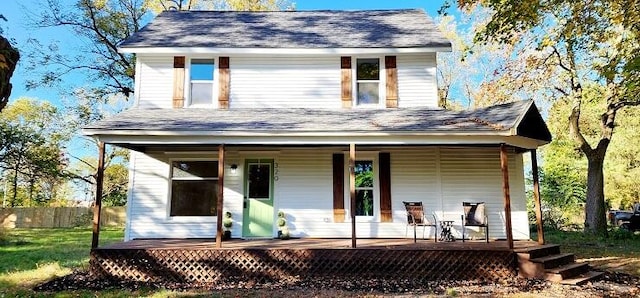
[
  {"left": 530, "top": 253, "right": 574, "bottom": 264},
  {"left": 559, "top": 271, "right": 604, "bottom": 285},
  {"left": 545, "top": 262, "right": 588, "bottom": 274},
  {"left": 544, "top": 263, "right": 591, "bottom": 282},
  {"left": 516, "top": 244, "right": 562, "bottom": 260},
  {"left": 513, "top": 244, "right": 560, "bottom": 253}
]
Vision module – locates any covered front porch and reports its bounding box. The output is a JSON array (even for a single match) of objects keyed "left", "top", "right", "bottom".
[{"left": 83, "top": 100, "right": 554, "bottom": 282}]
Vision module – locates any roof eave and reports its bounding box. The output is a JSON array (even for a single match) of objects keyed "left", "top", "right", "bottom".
[
  {"left": 117, "top": 46, "right": 453, "bottom": 55},
  {"left": 82, "top": 130, "right": 546, "bottom": 150}
]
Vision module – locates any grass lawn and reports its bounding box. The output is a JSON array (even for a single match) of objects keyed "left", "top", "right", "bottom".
[
  {"left": 0, "top": 227, "right": 146, "bottom": 297},
  {"left": 0, "top": 227, "right": 639, "bottom": 297},
  {"left": 536, "top": 229, "right": 640, "bottom": 276}
]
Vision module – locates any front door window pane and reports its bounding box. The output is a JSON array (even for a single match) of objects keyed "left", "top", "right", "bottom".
[
  {"left": 248, "top": 164, "right": 271, "bottom": 199},
  {"left": 355, "top": 160, "right": 374, "bottom": 216}
]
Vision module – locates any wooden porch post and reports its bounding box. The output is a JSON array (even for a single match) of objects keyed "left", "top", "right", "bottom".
[
  {"left": 500, "top": 144, "right": 514, "bottom": 249},
  {"left": 215, "top": 145, "right": 225, "bottom": 248},
  {"left": 350, "top": 143, "right": 356, "bottom": 248},
  {"left": 91, "top": 141, "right": 106, "bottom": 249},
  {"left": 531, "top": 149, "right": 545, "bottom": 244}
]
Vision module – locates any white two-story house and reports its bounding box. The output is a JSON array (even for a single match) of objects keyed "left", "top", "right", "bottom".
[{"left": 83, "top": 9, "right": 551, "bottom": 243}]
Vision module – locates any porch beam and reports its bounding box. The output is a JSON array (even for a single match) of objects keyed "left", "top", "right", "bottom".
[
  {"left": 91, "top": 141, "right": 106, "bottom": 249},
  {"left": 531, "top": 149, "right": 545, "bottom": 244},
  {"left": 500, "top": 144, "right": 514, "bottom": 249},
  {"left": 215, "top": 144, "right": 225, "bottom": 248},
  {"left": 350, "top": 143, "right": 356, "bottom": 248}
]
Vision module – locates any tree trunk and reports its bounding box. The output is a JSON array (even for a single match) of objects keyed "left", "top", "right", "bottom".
[
  {"left": 0, "top": 34, "right": 20, "bottom": 112},
  {"left": 584, "top": 152, "right": 608, "bottom": 235},
  {"left": 11, "top": 169, "right": 18, "bottom": 207}
]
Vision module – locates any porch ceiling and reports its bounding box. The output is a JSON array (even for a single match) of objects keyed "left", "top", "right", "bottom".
[{"left": 83, "top": 100, "right": 551, "bottom": 150}]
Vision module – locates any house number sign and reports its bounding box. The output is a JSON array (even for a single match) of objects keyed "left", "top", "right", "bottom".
[{"left": 274, "top": 162, "right": 279, "bottom": 181}]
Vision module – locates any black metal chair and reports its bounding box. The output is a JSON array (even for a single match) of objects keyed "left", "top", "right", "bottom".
[
  {"left": 461, "top": 202, "right": 489, "bottom": 243},
  {"left": 403, "top": 201, "right": 437, "bottom": 243}
]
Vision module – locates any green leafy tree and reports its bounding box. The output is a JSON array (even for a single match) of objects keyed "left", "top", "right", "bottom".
[
  {"left": 543, "top": 85, "right": 640, "bottom": 213},
  {"left": 456, "top": 0, "right": 640, "bottom": 235},
  {"left": 0, "top": 99, "right": 67, "bottom": 206}
]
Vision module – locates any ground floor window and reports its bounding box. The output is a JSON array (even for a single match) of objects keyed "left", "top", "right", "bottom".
[
  {"left": 170, "top": 160, "right": 218, "bottom": 216},
  {"left": 355, "top": 160, "right": 374, "bottom": 216}
]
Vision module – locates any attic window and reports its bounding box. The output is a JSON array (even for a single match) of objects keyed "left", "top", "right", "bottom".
[
  {"left": 356, "top": 58, "right": 380, "bottom": 105},
  {"left": 189, "top": 59, "right": 215, "bottom": 106}
]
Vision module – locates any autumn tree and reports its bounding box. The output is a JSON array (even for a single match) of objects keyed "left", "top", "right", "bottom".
[
  {"left": 456, "top": 0, "right": 640, "bottom": 235},
  {"left": 435, "top": 8, "right": 524, "bottom": 109}
]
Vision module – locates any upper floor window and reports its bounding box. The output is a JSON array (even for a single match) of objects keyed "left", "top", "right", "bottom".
[
  {"left": 190, "top": 59, "right": 215, "bottom": 106},
  {"left": 356, "top": 58, "right": 380, "bottom": 105}
]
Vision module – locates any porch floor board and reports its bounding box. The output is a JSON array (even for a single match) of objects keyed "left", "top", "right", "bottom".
[{"left": 100, "top": 238, "right": 539, "bottom": 251}]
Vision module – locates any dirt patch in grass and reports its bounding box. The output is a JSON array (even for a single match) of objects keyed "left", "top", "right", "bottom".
[{"left": 33, "top": 270, "right": 640, "bottom": 297}]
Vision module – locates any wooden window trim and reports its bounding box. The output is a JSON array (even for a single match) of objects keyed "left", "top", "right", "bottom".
[
  {"left": 218, "top": 56, "right": 230, "bottom": 109},
  {"left": 173, "top": 56, "right": 185, "bottom": 108},
  {"left": 385, "top": 56, "right": 398, "bottom": 108},
  {"left": 379, "top": 152, "right": 392, "bottom": 222},
  {"left": 341, "top": 57, "right": 352, "bottom": 108}
]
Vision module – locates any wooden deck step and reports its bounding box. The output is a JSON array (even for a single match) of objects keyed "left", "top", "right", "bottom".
[
  {"left": 559, "top": 270, "right": 604, "bottom": 285},
  {"left": 514, "top": 244, "right": 561, "bottom": 260},
  {"left": 530, "top": 253, "right": 575, "bottom": 269},
  {"left": 544, "top": 262, "right": 590, "bottom": 282}
]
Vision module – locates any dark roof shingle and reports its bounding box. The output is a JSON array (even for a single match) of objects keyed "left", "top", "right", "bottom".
[
  {"left": 119, "top": 9, "right": 451, "bottom": 49},
  {"left": 85, "top": 100, "right": 542, "bottom": 136}
]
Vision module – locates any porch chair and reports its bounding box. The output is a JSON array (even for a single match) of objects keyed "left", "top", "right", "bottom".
[
  {"left": 403, "top": 201, "right": 437, "bottom": 243},
  {"left": 461, "top": 202, "right": 489, "bottom": 243}
]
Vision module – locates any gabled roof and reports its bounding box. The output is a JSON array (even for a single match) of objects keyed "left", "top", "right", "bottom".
[
  {"left": 119, "top": 9, "right": 451, "bottom": 50},
  {"left": 83, "top": 100, "right": 552, "bottom": 149}
]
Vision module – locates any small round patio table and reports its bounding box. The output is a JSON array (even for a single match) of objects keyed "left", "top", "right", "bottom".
[{"left": 439, "top": 220, "right": 455, "bottom": 242}]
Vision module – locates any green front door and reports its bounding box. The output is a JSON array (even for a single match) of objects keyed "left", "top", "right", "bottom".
[{"left": 242, "top": 159, "right": 274, "bottom": 238}]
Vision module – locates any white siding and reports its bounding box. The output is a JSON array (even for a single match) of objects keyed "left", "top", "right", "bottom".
[
  {"left": 230, "top": 56, "right": 341, "bottom": 108},
  {"left": 439, "top": 147, "right": 529, "bottom": 240},
  {"left": 397, "top": 53, "right": 438, "bottom": 108},
  {"left": 133, "top": 54, "right": 440, "bottom": 109},
  {"left": 136, "top": 56, "right": 173, "bottom": 109},
  {"left": 127, "top": 147, "right": 530, "bottom": 240}
]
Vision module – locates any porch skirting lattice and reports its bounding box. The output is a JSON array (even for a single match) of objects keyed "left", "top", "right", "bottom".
[{"left": 90, "top": 246, "right": 517, "bottom": 283}]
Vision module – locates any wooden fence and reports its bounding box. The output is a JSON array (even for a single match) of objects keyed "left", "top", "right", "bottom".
[{"left": 0, "top": 207, "right": 125, "bottom": 229}]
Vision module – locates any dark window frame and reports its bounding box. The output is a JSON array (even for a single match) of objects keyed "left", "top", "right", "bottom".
[{"left": 169, "top": 159, "right": 219, "bottom": 217}]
